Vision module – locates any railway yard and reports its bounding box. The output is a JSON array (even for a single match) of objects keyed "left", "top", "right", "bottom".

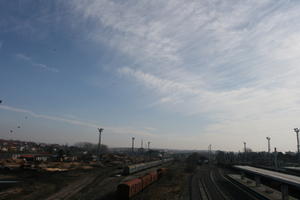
[
  {"left": 2, "top": 156, "right": 300, "bottom": 200},
  {"left": 0, "top": 158, "right": 184, "bottom": 200},
  {"left": 190, "top": 165, "right": 261, "bottom": 200}
]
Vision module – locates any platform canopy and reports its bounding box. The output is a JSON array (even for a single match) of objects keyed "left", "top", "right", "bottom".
[{"left": 234, "top": 165, "right": 300, "bottom": 188}]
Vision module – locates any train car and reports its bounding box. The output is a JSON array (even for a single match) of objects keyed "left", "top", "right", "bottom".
[
  {"left": 140, "top": 174, "right": 152, "bottom": 189},
  {"left": 148, "top": 171, "right": 158, "bottom": 182},
  {"left": 123, "top": 161, "right": 159, "bottom": 175},
  {"left": 123, "top": 158, "right": 173, "bottom": 175},
  {"left": 157, "top": 167, "right": 168, "bottom": 178},
  {"left": 117, "top": 168, "right": 169, "bottom": 199},
  {"left": 123, "top": 165, "right": 135, "bottom": 175},
  {"left": 163, "top": 158, "right": 173, "bottom": 163},
  {"left": 117, "top": 178, "right": 142, "bottom": 200},
  {"left": 135, "top": 163, "right": 147, "bottom": 172}
]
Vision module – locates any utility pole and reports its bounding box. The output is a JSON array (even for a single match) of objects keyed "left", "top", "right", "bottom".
[
  {"left": 266, "top": 137, "right": 271, "bottom": 153},
  {"left": 141, "top": 139, "right": 143, "bottom": 149},
  {"left": 132, "top": 137, "right": 135, "bottom": 153},
  {"left": 274, "top": 147, "right": 278, "bottom": 169},
  {"left": 147, "top": 141, "right": 151, "bottom": 161},
  {"left": 294, "top": 128, "right": 300, "bottom": 155},
  {"left": 243, "top": 142, "right": 247, "bottom": 162},
  {"left": 147, "top": 141, "right": 150, "bottom": 151},
  {"left": 97, "top": 128, "right": 104, "bottom": 161},
  {"left": 208, "top": 144, "right": 212, "bottom": 164}
]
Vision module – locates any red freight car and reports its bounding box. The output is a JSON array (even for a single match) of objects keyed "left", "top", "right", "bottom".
[
  {"left": 140, "top": 174, "right": 152, "bottom": 189},
  {"left": 117, "top": 178, "right": 142, "bottom": 200},
  {"left": 117, "top": 169, "right": 168, "bottom": 199},
  {"left": 157, "top": 168, "right": 168, "bottom": 178},
  {"left": 148, "top": 171, "right": 158, "bottom": 182}
]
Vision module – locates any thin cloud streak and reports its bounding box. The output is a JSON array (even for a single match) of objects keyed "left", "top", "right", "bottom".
[
  {"left": 0, "top": 105, "right": 156, "bottom": 138},
  {"left": 16, "top": 53, "right": 59, "bottom": 73}
]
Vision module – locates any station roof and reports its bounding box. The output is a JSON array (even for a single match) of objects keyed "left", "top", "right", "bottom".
[
  {"left": 284, "top": 167, "right": 300, "bottom": 171},
  {"left": 234, "top": 165, "right": 300, "bottom": 188}
]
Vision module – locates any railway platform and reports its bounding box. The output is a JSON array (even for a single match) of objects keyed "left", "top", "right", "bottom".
[{"left": 228, "top": 174, "right": 297, "bottom": 200}]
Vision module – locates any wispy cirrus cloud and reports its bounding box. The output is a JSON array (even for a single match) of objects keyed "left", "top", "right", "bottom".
[
  {"left": 68, "top": 0, "right": 300, "bottom": 150},
  {"left": 16, "top": 53, "right": 59, "bottom": 73}
]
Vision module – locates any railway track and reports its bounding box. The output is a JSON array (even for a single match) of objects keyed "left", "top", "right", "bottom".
[
  {"left": 190, "top": 165, "right": 261, "bottom": 200},
  {"left": 46, "top": 161, "right": 171, "bottom": 200}
]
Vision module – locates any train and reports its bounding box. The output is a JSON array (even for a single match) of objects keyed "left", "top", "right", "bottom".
[
  {"left": 117, "top": 168, "right": 168, "bottom": 200},
  {"left": 122, "top": 158, "right": 173, "bottom": 175}
]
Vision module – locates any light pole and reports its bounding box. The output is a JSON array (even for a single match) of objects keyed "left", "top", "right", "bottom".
[
  {"left": 141, "top": 139, "right": 144, "bottom": 152},
  {"left": 147, "top": 141, "right": 150, "bottom": 151},
  {"left": 148, "top": 141, "right": 151, "bottom": 161},
  {"left": 294, "top": 128, "right": 300, "bottom": 155},
  {"left": 243, "top": 142, "right": 247, "bottom": 162},
  {"left": 274, "top": 147, "right": 278, "bottom": 169},
  {"left": 208, "top": 144, "right": 212, "bottom": 164},
  {"left": 266, "top": 137, "right": 271, "bottom": 153},
  {"left": 132, "top": 137, "right": 135, "bottom": 153},
  {"left": 97, "top": 128, "right": 104, "bottom": 161}
]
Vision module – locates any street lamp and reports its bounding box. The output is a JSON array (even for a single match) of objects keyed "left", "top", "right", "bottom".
[
  {"left": 266, "top": 137, "right": 271, "bottom": 153},
  {"left": 97, "top": 128, "right": 104, "bottom": 161},
  {"left": 141, "top": 139, "right": 144, "bottom": 152},
  {"left": 147, "top": 141, "right": 151, "bottom": 151},
  {"left": 132, "top": 137, "right": 135, "bottom": 153},
  {"left": 243, "top": 142, "right": 247, "bottom": 162},
  {"left": 243, "top": 142, "right": 247, "bottom": 153},
  {"left": 293, "top": 128, "right": 300, "bottom": 154},
  {"left": 208, "top": 144, "right": 212, "bottom": 164}
]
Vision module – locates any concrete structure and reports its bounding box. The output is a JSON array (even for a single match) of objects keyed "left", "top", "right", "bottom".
[
  {"left": 283, "top": 166, "right": 300, "bottom": 173},
  {"left": 235, "top": 165, "right": 300, "bottom": 200},
  {"left": 228, "top": 174, "right": 297, "bottom": 200}
]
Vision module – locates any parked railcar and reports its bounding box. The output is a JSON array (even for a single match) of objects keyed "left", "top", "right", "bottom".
[
  {"left": 148, "top": 171, "right": 158, "bottom": 182},
  {"left": 140, "top": 174, "right": 152, "bottom": 189},
  {"left": 157, "top": 168, "right": 167, "bottom": 178},
  {"left": 123, "top": 158, "right": 173, "bottom": 175},
  {"left": 117, "top": 168, "right": 168, "bottom": 199},
  {"left": 117, "top": 178, "right": 142, "bottom": 200}
]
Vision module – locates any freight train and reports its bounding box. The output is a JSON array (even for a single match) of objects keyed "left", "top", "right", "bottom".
[
  {"left": 117, "top": 168, "right": 168, "bottom": 200},
  {"left": 123, "top": 158, "right": 173, "bottom": 175}
]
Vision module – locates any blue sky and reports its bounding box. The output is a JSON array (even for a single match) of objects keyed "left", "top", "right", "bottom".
[{"left": 1, "top": 0, "right": 300, "bottom": 151}]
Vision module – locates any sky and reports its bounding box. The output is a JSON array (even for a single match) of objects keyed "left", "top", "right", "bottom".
[{"left": 1, "top": 0, "right": 300, "bottom": 152}]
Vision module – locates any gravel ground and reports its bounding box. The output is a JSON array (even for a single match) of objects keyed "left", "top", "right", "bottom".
[
  {"left": 0, "top": 167, "right": 116, "bottom": 200},
  {"left": 132, "top": 161, "right": 189, "bottom": 200}
]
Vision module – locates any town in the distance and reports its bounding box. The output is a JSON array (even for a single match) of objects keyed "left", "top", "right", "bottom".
[{"left": 2, "top": 131, "right": 300, "bottom": 200}]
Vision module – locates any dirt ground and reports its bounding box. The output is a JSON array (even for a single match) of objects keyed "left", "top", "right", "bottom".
[
  {"left": 0, "top": 160, "right": 188, "bottom": 200},
  {"left": 132, "top": 160, "right": 190, "bottom": 200},
  {"left": 0, "top": 167, "right": 117, "bottom": 200}
]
